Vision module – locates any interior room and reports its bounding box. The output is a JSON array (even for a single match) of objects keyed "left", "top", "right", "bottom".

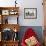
[{"left": 0, "top": 0, "right": 45, "bottom": 46}]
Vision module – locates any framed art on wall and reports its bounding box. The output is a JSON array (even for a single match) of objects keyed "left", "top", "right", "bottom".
[
  {"left": 2, "top": 10, "right": 9, "bottom": 15},
  {"left": 24, "top": 8, "right": 37, "bottom": 19}
]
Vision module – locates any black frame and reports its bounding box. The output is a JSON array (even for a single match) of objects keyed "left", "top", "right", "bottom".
[{"left": 24, "top": 8, "right": 37, "bottom": 19}]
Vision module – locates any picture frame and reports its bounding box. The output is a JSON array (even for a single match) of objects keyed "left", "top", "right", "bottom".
[
  {"left": 9, "top": 10, "right": 18, "bottom": 15},
  {"left": 2, "top": 10, "right": 9, "bottom": 15},
  {"left": 24, "top": 8, "right": 37, "bottom": 19}
]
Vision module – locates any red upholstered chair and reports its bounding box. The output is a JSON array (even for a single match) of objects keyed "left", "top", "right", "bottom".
[{"left": 21, "top": 28, "right": 41, "bottom": 46}]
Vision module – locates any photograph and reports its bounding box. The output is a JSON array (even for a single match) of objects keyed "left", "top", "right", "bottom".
[{"left": 24, "top": 8, "right": 37, "bottom": 19}]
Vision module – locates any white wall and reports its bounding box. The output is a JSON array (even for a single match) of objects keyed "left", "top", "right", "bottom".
[
  {"left": 0, "top": 0, "right": 44, "bottom": 26},
  {"left": 19, "top": 0, "right": 44, "bottom": 26}
]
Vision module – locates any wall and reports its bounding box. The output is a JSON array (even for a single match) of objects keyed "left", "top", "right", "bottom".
[
  {"left": 19, "top": 0, "right": 44, "bottom": 26},
  {"left": 0, "top": 0, "right": 44, "bottom": 26}
]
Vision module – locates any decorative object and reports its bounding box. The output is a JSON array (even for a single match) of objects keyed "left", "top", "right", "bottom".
[
  {"left": 2, "top": 10, "right": 9, "bottom": 15},
  {"left": 24, "top": 8, "right": 37, "bottom": 19},
  {"left": 9, "top": 10, "right": 18, "bottom": 15}
]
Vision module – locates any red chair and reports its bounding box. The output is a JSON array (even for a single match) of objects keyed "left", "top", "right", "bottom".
[{"left": 21, "top": 28, "right": 41, "bottom": 46}]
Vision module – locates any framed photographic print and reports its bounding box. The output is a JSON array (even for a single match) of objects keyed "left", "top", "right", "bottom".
[
  {"left": 2, "top": 10, "right": 9, "bottom": 15},
  {"left": 24, "top": 8, "right": 37, "bottom": 19}
]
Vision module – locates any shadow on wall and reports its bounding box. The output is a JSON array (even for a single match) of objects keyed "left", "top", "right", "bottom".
[{"left": 18, "top": 26, "right": 43, "bottom": 44}]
